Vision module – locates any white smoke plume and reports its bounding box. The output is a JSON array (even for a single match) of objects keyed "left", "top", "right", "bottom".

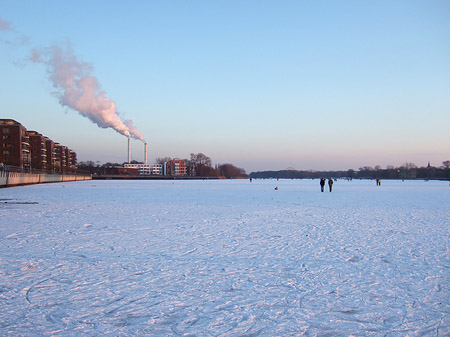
[
  {"left": 0, "top": 18, "right": 11, "bottom": 31},
  {"left": 1, "top": 17, "right": 145, "bottom": 141},
  {"left": 30, "top": 42, "right": 145, "bottom": 142},
  {"left": 124, "top": 120, "right": 145, "bottom": 142},
  {"left": 0, "top": 17, "right": 29, "bottom": 50}
]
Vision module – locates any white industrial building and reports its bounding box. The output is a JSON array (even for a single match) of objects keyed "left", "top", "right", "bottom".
[{"left": 124, "top": 163, "right": 163, "bottom": 175}]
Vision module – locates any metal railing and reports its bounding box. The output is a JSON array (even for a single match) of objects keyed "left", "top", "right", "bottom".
[{"left": 0, "top": 163, "right": 87, "bottom": 176}]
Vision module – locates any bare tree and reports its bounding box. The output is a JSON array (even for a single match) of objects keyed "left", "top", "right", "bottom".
[
  {"left": 218, "top": 163, "right": 248, "bottom": 178},
  {"left": 189, "top": 153, "right": 214, "bottom": 176},
  {"left": 401, "top": 163, "right": 417, "bottom": 170},
  {"left": 190, "top": 153, "right": 212, "bottom": 167},
  {"left": 156, "top": 157, "right": 172, "bottom": 164},
  {"left": 197, "top": 165, "right": 219, "bottom": 177},
  {"left": 359, "top": 166, "right": 373, "bottom": 172}
]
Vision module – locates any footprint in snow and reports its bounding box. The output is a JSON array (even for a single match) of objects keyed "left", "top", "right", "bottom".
[{"left": 347, "top": 255, "right": 362, "bottom": 263}]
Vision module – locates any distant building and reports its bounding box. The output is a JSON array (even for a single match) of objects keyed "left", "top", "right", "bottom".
[
  {"left": 121, "top": 160, "right": 187, "bottom": 177},
  {"left": 54, "top": 144, "right": 67, "bottom": 172},
  {"left": 65, "top": 147, "right": 77, "bottom": 173},
  {"left": 117, "top": 166, "right": 139, "bottom": 175},
  {"left": 27, "top": 131, "right": 47, "bottom": 170},
  {"left": 68, "top": 150, "right": 77, "bottom": 172},
  {"left": 124, "top": 163, "right": 163, "bottom": 175},
  {"left": 0, "top": 119, "right": 30, "bottom": 169},
  {"left": 0, "top": 119, "right": 77, "bottom": 172},
  {"left": 165, "top": 159, "right": 187, "bottom": 176},
  {"left": 45, "top": 137, "right": 56, "bottom": 172}
]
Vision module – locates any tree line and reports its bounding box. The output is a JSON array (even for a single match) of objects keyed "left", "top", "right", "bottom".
[{"left": 249, "top": 161, "right": 450, "bottom": 180}]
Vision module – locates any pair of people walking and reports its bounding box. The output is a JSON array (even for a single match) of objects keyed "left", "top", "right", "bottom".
[{"left": 320, "top": 178, "right": 333, "bottom": 192}]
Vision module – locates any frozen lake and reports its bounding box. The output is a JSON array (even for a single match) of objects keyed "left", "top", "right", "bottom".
[{"left": 1, "top": 179, "right": 449, "bottom": 336}]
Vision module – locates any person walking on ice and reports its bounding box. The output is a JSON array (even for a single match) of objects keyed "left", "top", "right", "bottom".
[
  {"left": 328, "top": 178, "right": 334, "bottom": 192},
  {"left": 320, "top": 178, "right": 325, "bottom": 192}
]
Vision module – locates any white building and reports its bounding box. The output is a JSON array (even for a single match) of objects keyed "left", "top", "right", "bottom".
[{"left": 124, "top": 163, "right": 163, "bottom": 175}]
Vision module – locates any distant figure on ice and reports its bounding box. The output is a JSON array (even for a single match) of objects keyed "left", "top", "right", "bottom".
[
  {"left": 328, "top": 178, "right": 334, "bottom": 192},
  {"left": 376, "top": 179, "right": 381, "bottom": 186},
  {"left": 320, "top": 178, "right": 325, "bottom": 192}
]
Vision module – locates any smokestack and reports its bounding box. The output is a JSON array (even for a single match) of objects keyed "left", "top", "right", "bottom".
[
  {"left": 144, "top": 143, "right": 148, "bottom": 164},
  {"left": 128, "top": 136, "right": 131, "bottom": 163}
]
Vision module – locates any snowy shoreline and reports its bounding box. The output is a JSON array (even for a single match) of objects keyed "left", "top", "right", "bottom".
[{"left": 1, "top": 179, "right": 449, "bottom": 336}]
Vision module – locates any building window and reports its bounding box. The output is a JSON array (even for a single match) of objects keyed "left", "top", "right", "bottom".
[{"left": 3, "top": 128, "right": 10, "bottom": 134}]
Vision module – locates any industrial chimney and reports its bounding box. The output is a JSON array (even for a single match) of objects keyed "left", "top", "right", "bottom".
[
  {"left": 144, "top": 143, "right": 148, "bottom": 164},
  {"left": 127, "top": 136, "right": 131, "bottom": 163}
]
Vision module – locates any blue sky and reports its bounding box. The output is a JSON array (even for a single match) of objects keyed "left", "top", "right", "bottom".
[{"left": 1, "top": 0, "right": 449, "bottom": 172}]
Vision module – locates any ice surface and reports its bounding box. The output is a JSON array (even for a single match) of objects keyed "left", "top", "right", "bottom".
[{"left": 1, "top": 179, "right": 449, "bottom": 336}]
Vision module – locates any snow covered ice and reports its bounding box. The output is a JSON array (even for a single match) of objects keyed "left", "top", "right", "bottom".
[{"left": 1, "top": 179, "right": 449, "bottom": 336}]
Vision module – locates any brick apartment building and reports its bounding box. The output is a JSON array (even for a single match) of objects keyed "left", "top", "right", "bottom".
[
  {"left": 0, "top": 119, "right": 30, "bottom": 169},
  {"left": 0, "top": 119, "right": 77, "bottom": 172},
  {"left": 165, "top": 158, "right": 187, "bottom": 176},
  {"left": 28, "top": 131, "right": 47, "bottom": 170},
  {"left": 54, "top": 144, "right": 67, "bottom": 172},
  {"left": 67, "top": 148, "right": 77, "bottom": 172},
  {"left": 45, "top": 137, "right": 56, "bottom": 171}
]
